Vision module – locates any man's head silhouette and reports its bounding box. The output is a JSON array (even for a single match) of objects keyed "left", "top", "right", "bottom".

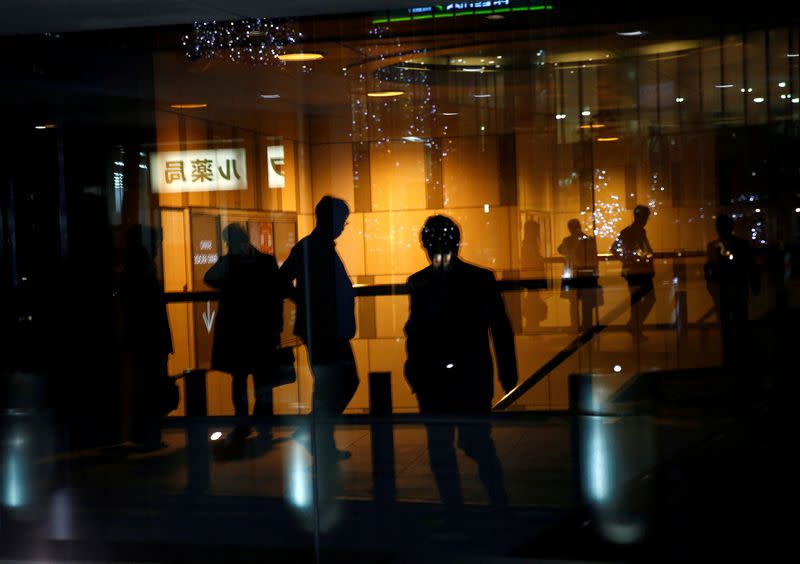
[
  {"left": 633, "top": 205, "right": 651, "bottom": 226},
  {"left": 223, "top": 223, "right": 250, "bottom": 255},
  {"left": 315, "top": 196, "right": 350, "bottom": 239},
  {"left": 421, "top": 215, "right": 460, "bottom": 270}
]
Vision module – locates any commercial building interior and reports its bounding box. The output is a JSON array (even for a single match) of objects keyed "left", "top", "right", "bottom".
[{"left": 2, "top": 1, "right": 800, "bottom": 561}]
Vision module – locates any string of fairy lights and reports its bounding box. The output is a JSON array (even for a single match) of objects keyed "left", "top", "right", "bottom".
[
  {"left": 183, "top": 18, "right": 308, "bottom": 70},
  {"left": 348, "top": 26, "right": 436, "bottom": 146}
]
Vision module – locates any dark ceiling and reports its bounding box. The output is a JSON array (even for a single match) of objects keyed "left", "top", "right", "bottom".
[{"left": 0, "top": 1, "right": 424, "bottom": 36}]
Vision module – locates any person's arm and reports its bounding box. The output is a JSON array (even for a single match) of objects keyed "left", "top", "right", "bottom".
[
  {"left": 610, "top": 232, "right": 625, "bottom": 260},
  {"left": 278, "top": 245, "right": 300, "bottom": 302},
  {"left": 557, "top": 236, "right": 570, "bottom": 256},
  {"left": 487, "top": 272, "right": 518, "bottom": 393},
  {"left": 203, "top": 256, "right": 226, "bottom": 289},
  {"left": 403, "top": 278, "right": 423, "bottom": 395}
]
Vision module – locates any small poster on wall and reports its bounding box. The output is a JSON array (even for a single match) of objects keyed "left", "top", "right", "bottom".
[
  {"left": 248, "top": 221, "right": 274, "bottom": 255},
  {"left": 267, "top": 144, "right": 285, "bottom": 189}
]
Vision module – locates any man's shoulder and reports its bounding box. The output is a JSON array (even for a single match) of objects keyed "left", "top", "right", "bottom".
[{"left": 407, "top": 266, "right": 433, "bottom": 286}]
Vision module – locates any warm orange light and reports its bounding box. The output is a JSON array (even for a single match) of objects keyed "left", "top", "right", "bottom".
[
  {"left": 170, "top": 103, "right": 207, "bottom": 109},
  {"left": 276, "top": 52, "right": 324, "bottom": 62},
  {"left": 367, "top": 91, "right": 405, "bottom": 98},
  {"left": 580, "top": 124, "right": 606, "bottom": 129},
  {"left": 597, "top": 137, "right": 619, "bottom": 142}
]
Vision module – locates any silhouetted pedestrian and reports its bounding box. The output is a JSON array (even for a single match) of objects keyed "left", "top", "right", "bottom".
[
  {"left": 611, "top": 205, "right": 655, "bottom": 343},
  {"left": 204, "top": 223, "right": 284, "bottom": 445},
  {"left": 120, "top": 225, "right": 173, "bottom": 451},
  {"left": 521, "top": 219, "right": 548, "bottom": 329},
  {"left": 404, "top": 215, "right": 518, "bottom": 529},
  {"left": 558, "top": 219, "right": 601, "bottom": 332},
  {"left": 280, "top": 196, "right": 359, "bottom": 462},
  {"left": 704, "top": 213, "right": 759, "bottom": 364}
]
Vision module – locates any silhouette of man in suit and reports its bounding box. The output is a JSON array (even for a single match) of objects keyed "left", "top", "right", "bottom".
[
  {"left": 704, "top": 213, "right": 759, "bottom": 364},
  {"left": 281, "top": 196, "right": 359, "bottom": 462},
  {"left": 558, "top": 218, "right": 601, "bottom": 332},
  {"left": 611, "top": 205, "right": 656, "bottom": 343},
  {"left": 404, "top": 215, "right": 518, "bottom": 526}
]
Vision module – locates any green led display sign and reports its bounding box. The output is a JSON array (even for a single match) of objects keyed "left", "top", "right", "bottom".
[{"left": 372, "top": 1, "right": 553, "bottom": 24}]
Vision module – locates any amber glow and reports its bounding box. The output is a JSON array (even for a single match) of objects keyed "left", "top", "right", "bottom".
[
  {"left": 169, "top": 103, "right": 207, "bottom": 109},
  {"left": 597, "top": 137, "right": 620, "bottom": 142},
  {"left": 580, "top": 124, "right": 606, "bottom": 129},
  {"left": 276, "top": 53, "right": 325, "bottom": 62},
  {"left": 367, "top": 91, "right": 405, "bottom": 97}
]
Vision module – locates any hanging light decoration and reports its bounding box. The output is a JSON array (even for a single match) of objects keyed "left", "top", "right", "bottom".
[
  {"left": 183, "top": 19, "right": 310, "bottom": 69},
  {"left": 348, "top": 25, "right": 436, "bottom": 146}
]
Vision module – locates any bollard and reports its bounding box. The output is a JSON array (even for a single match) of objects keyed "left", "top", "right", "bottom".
[
  {"left": 183, "top": 369, "right": 210, "bottom": 493},
  {"left": 569, "top": 372, "right": 658, "bottom": 546},
  {"left": 183, "top": 369, "right": 208, "bottom": 417},
  {"left": 368, "top": 371, "right": 396, "bottom": 504}
]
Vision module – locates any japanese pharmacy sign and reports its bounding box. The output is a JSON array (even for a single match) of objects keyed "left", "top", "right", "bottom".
[
  {"left": 266, "top": 145, "right": 285, "bottom": 189},
  {"left": 149, "top": 148, "right": 247, "bottom": 193}
]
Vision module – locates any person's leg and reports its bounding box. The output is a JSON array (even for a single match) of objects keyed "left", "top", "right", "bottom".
[
  {"left": 457, "top": 418, "right": 509, "bottom": 507},
  {"left": 425, "top": 421, "right": 463, "bottom": 522},
  {"left": 230, "top": 372, "right": 251, "bottom": 439},
  {"left": 627, "top": 276, "right": 655, "bottom": 342},
  {"left": 252, "top": 370, "right": 275, "bottom": 443},
  {"left": 309, "top": 341, "right": 359, "bottom": 459}
]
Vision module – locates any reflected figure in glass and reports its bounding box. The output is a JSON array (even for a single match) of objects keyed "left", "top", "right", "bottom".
[
  {"left": 203, "top": 223, "right": 284, "bottom": 447},
  {"left": 404, "top": 215, "right": 518, "bottom": 529},
  {"left": 611, "top": 205, "right": 655, "bottom": 343},
  {"left": 558, "top": 219, "right": 601, "bottom": 332},
  {"left": 704, "top": 213, "right": 759, "bottom": 364},
  {"left": 120, "top": 225, "right": 173, "bottom": 451},
  {"left": 280, "top": 196, "right": 359, "bottom": 463},
  {"left": 520, "top": 218, "right": 549, "bottom": 330}
]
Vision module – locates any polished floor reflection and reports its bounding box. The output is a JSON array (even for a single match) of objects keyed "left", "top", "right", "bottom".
[{"left": 4, "top": 363, "right": 791, "bottom": 563}]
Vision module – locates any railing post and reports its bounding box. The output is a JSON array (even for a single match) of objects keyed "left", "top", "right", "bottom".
[
  {"left": 368, "top": 371, "right": 396, "bottom": 504},
  {"left": 183, "top": 369, "right": 209, "bottom": 493},
  {"left": 674, "top": 261, "right": 689, "bottom": 352}
]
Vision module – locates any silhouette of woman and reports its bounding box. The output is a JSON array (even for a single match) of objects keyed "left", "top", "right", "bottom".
[{"left": 204, "top": 224, "right": 284, "bottom": 444}]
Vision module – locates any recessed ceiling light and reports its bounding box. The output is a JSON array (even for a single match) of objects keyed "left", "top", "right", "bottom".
[
  {"left": 463, "top": 67, "right": 486, "bottom": 73},
  {"left": 170, "top": 103, "right": 207, "bottom": 109},
  {"left": 714, "top": 84, "right": 734, "bottom": 88},
  {"left": 259, "top": 94, "right": 280, "bottom": 99},
  {"left": 753, "top": 97, "right": 765, "bottom": 103},
  {"left": 367, "top": 91, "right": 404, "bottom": 97},
  {"left": 617, "top": 30, "right": 646, "bottom": 37},
  {"left": 441, "top": 112, "right": 459, "bottom": 116},
  {"left": 276, "top": 52, "right": 324, "bottom": 62},
  {"left": 473, "top": 93, "right": 492, "bottom": 98}
]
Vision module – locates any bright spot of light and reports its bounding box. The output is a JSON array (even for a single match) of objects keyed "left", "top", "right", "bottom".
[
  {"left": 587, "top": 417, "right": 610, "bottom": 502},
  {"left": 613, "top": 364, "right": 622, "bottom": 373},
  {"left": 754, "top": 97, "right": 765, "bottom": 103},
  {"left": 779, "top": 82, "right": 787, "bottom": 87},
  {"left": 210, "top": 432, "right": 222, "bottom": 441},
  {"left": 483, "top": 203, "right": 490, "bottom": 213},
  {"left": 287, "top": 441, "right": 311, "bottom": 509},
  {"left": 581, "top": 110, "right": 592, "bottom": 116},
  {"left": 446, "top": 363, "right": 454, "bottom": 369}
]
